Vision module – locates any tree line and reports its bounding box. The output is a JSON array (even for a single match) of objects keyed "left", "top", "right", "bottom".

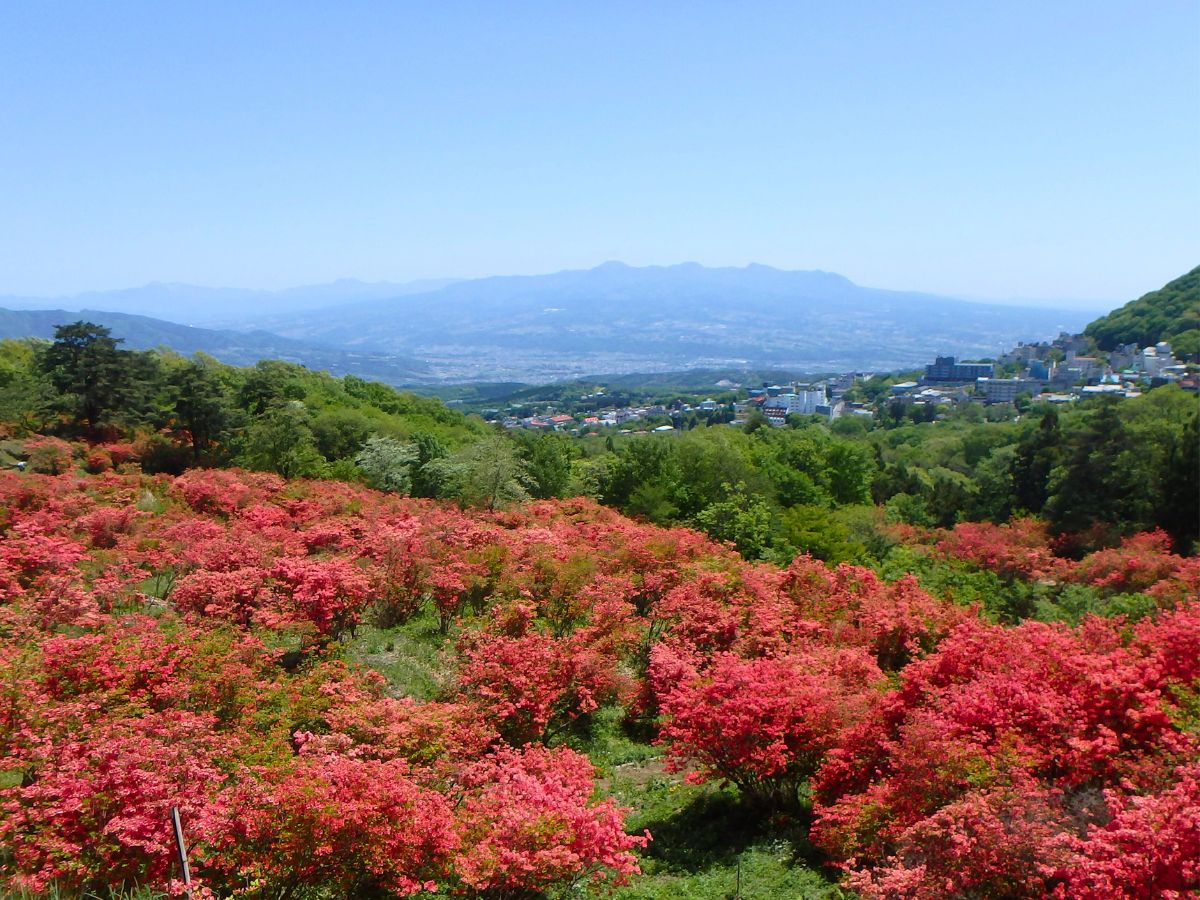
[{"left": 2, "top": 321, "right": 1196, "bottom": 562}]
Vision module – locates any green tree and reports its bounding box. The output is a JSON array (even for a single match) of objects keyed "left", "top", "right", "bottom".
[
  {"left": 885, "top": 491, "right": 935, "bottom": 527},
  {"left": 742, "top": 409, "right": 770, "bottom": 433},
  {"left": 674, "top": 428, "right": 762, "bottom": 517},
  {"left": 171, "top": 359, "right": 234, "bottom": 460},
  {"left": 311, "top": 407, "right": 373, "bottom": 461},
  {"left": 39, "top": 322, "right": 130, "bottom": 435},
  {"left": 1044, "top": 400, "right": 1150, "bottom": 537},
  {"left": 355, "top": 435, "right": 419, "bottom": 493},
  {"left": 518, "top": 431, "right": 577, "bottom": 499},
  {"left": 237, "top": 360, "right": 306, "bottom": 415},
  {"left": 426, "top": 435, "right": 533, "bottom": 510},
  {"left": 970, "top": 445, "right": 1018, "bottom": 522},
  {"left": 0, "top": 339, "right": 55, "bottom": 431},
  {"left": 1010, "top": 407, "right": 1061, "bottom": 514},
  {"left": 409, "top": 432, "right": 449, "bottom": 498},
  {"left": 777, "top": 504, "right": 867, "bottom": 564},
  {"left": 1159, "top": 407, "right": 1199, "bottom": 550},
  {"left": 693, "top": 483, "right": 776, "bottom": 559},
  {"left": 625, "top": 480, "right": 680, "bottom": 525},
  {"left": 826, "top": 440, "right": 875, "bottom": 505},
  {"left": 831, "top": 414, "right": 871, "bottom": 437},
  {"left": 597, "top": 438, "right": 680, "bottom": 510},
  {"left": 752, "top": 428, "right": 832, "bottom": 508},
  {"left": 925, "top": 466, "right": 977, "bottom": 527},
  {"left": 238, "top": 401, "right": 326, "bottom": 478}
]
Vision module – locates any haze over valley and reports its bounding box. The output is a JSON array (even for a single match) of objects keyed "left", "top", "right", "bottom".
[{"left": 0, "top": 262, "right": 1097, "bottom": 383}]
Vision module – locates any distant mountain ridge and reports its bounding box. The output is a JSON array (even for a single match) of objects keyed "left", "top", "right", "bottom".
[
  {"left": 0, "top": 278, "right": 461, "bottom": 328},
  {"left": 1, "top": 263, "right": 1102, "bottom": 382},
  {"left": 243, "top": 262, "right": 1097, "bottom": 381},
  {"left": 0, "top": 307, "right": 429, "bottom": 382}
]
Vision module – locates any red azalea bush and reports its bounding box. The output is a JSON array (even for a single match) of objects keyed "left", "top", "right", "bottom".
[
  {"left": 0, "top": 710, "right": 232, "bottom": 891},
  {"left": 780, "top": 556, "right": 971, "bottom": 669},
  {"left": 266, "top": 555, "right": 373, "bottom": 637},
  {"left": 935, "top": 518, "right": 1067, "bottom": 581},
  {"left": 653, "top": 646, "right": 884, "bottom": 808},
  {"left": 1070, "top": 529, "right": 1189, "bottom": 595},
  {"left": 172, "top": 567, "right": 273, "bottom": 626},
  {"left": 1062, "top": 760, "right": 1200, "bottom": 899},
  {"left": 0, "top": 465, "right": 1194, "bottom": 898},
  {"left": 83, "top": 447, "right": 113, "bottom": 473},
  {"left": 171, "top": 468, "right": 283, "bottom": 515},
  {"left": 810, "top": 613, "right": 1200, "bottom": 898},
  {"left": 98, "top": 441, "right": 140, "bottom": 467},
  {"left": 203, "top": 754, "right": 458, "bottom": 897},
  {"left": 0, "top": 469, "right": 663, "bottom": 896},
  {"left": 454, "top": 744, "right": 648, "bottom": 894}
]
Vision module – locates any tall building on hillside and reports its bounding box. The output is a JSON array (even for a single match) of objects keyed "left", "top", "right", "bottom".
[
  {"left": 763, "top": 382, "right": 828, "bottom": 423},
  {"left": 975, "top": 377, "right": 1044, "bottom": 404},
  {"left": 924, "top": 356, "right": 995, "bottom": 383}
]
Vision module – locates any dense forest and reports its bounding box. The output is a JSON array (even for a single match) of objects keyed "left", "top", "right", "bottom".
[{"left": 0, "top": 314, "right": 1197, "bottom": 898}]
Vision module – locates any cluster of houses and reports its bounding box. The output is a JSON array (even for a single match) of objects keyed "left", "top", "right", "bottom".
[
  {"left": 890, "top": 334, "right": 1196, "bottom": 411},
  {"left": 496, "top": 399, "right": 719, "bottom": 433},
  {"left": 737, "top": 377, "right": 867, "bottom": 426},
  {"left": 489, "top": 332, "right": 1195, "bottom": 434}
]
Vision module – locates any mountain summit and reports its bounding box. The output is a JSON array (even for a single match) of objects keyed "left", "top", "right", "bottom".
[
  {"left": 1, "top": 263, "right": 1097, "bottom": 382},
  {"left": 246, "top": 262, "right": 1092, "bottom": 381}
]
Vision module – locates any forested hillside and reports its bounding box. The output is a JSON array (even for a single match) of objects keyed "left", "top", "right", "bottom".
[
  {"left": 1085, "top": 265, "right": 1200, "bottom": 358},
  {"left": 0, "top": 325, "right": 485, "bottom": 476},
  {"left": 0, "top": 307, "right": 431, "bottom": 383},
  {"left": 584, "top": 389, "right": 1198, "bottom": 563}
]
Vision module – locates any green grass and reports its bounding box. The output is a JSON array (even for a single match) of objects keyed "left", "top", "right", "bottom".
[
  {"left": 557, "top": 705, "right": 660, "bottom": 771},
  {"left": 345, "top": 605, "right": 450, "bottom": 699},
  {"left": 602, "top": 772, "right": 847, "bottom": 899},
  {"left": 134, "top": 489, "right": 168, "bottom": 514},
  {"left": 611, "top": 846, "right": 844, "bottom": 900},
  {"left": 0, "top": 446, "right": 22, "bottom": 468},
  {"left": 560, "top": 706, "right": 849, "bottom": 900}
]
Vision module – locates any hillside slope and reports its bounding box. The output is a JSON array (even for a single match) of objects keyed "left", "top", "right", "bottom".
[
  {"left": 1085, "top": 265, "right": 1200, "bottom": 358},
  {"left": 0, "top": 467, "right": 1194, "bottom": 898},
  {"left": 0, "top": 306, "right": 430, "bottom": 382}
]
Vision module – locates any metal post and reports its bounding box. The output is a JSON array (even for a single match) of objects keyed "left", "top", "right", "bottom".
[{"left": 170, "top": 806, "right": 193, "bottom": 898}]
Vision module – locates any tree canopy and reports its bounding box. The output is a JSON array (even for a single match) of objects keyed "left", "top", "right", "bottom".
[{"left": 1085, "top": 265, "right": 1200, "bottom": 358}]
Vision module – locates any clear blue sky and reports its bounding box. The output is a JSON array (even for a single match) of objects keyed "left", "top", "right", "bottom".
[{"left": 2, "top": 1, "right": 1196, "bottom": 303}]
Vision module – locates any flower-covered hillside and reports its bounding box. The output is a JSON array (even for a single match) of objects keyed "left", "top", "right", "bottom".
[{"left": 0, "top": 468, "right": 1195, "bottom": 898}]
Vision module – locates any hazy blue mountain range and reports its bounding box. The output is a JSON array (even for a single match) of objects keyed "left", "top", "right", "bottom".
[
  {"left": 0, "top": 278, "right": 460, "bottom": 328},
  {"left": 239, "top": 262, "right": 1099, "bottom": 381},
  {"left": 0, "top": 307, "right": 429, "bottom": 382},
  {"left": 0, "top": 264, "right": 1102, "bottom": 382}
]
